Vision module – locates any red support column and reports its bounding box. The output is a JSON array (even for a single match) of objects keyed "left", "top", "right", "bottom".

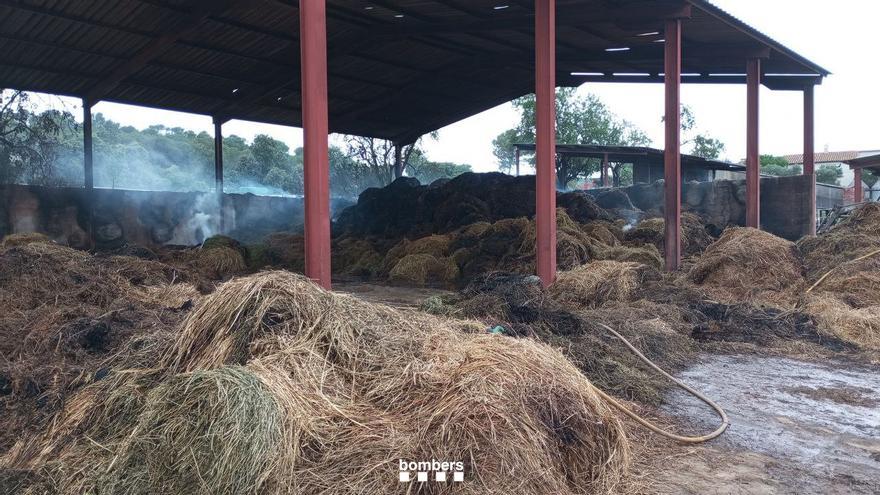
[
  {"left": 854, "top": 168, "right": 863, "bottom": 204},
  {"left": 663, "top": 19, "right": 682, "bottom": 272},
  {"left": 803, "top": 85, "right": 816, "bottom": 235},
  {"left": 602, "top": 153, "right": 610, "bottom": 187},
  {"left": 300, "top": 0, "right": 332, "bottom": 289},
  {"left": 535, "top": 0, "right": 557, "bottom": 286},
  {"left": 746, "top": 58, "right": 761, "bottom": 229}
]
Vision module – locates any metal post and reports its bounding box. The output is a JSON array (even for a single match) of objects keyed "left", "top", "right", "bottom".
[
  {"left": 803, "top": 85, "right": 816, "bottom": 235},
  {"left": 82, "top": 99, "right": 94, "bottom": 190},
  {"left": 82, "top": 98, "right": 95, "bottom": 246},
  {"left": 213, "top": 117, "right": 225, "bottom": 234},
  {"left": 602, "top": 153, "right": 609, "bottom": 187},
  {"left": 535, "top": 0, "right": 557, "bottom": 287},
  {"left": 664, "top": 19, "right": 682, "bottom": 271},
  {"left": 746, "top": 58, "right": 761, "bottom": 229},
  {"left": 300, "top": 0, "right": 332, "bottom": 289},
  {"left": 514, "top": 146, "right": 520, "bottom": 176},
  {"left": 854, "top": 168, "right": 863, "bottom": 204}
]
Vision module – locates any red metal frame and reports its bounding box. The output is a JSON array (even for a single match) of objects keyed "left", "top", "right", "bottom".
[
  {"left": 664, "top": 19, "right": 682, "bottom": 271},
  {"left": 300, "top": 0, "right": 332, "bottom": 289},
  {"left": 803, "top": 85, "right": 816, "bottom": 234},
  {"left": 535, "top": 0, "right": 557, "bottom": 286},
  {"left": 854, "top": 168, "right": 863, "bottom": 204},
  {"left": 746, "top": 58, "right": 761, "bottom": 228}
]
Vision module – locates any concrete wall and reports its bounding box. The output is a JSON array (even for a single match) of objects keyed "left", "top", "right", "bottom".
[
  {"left": 0, "top": 184, "right": 307, "bottom": 248},
  {"left": 587, "top": 175, "right": 815, "bottom": 240}
]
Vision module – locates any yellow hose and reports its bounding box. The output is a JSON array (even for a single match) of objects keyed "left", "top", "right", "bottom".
[{"left": 592, "top": 322, "right": 729, "bottom": 444}]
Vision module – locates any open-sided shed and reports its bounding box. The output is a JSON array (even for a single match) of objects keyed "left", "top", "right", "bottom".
[
  {"left": 0, "top": 0, "right": 828, "bottom": 286},
  {"left": 844, "top": 154, "right": 880, "bottom": 203}
]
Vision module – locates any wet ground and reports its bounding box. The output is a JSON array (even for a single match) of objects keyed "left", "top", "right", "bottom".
[{"left": 655, "top": 354, "right": 880, "bottom": 494}]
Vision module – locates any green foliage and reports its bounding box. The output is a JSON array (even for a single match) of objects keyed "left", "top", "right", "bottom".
[
  {"left": 494, "top": 89, "right": 650, "bottom": 187},
  {"left": 759, "top": 155, "right": 801, "bottom": 178},
  {"left": 691, "top": 135, "right": 725, "bottom": 160},
  {"left": 863, "top": 170, "right": 878, "bottom": 188},
  {"left": 816, "top": 164, "right": 843, "bottom": 186},
  {"left": 406, "top": 153, "right": 471, "bottom": 184},
  {"left": 668, "top": 105, "right": 726, "bottom": 159}
]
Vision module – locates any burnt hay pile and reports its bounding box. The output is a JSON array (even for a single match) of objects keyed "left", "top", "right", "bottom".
[
  {"left": 4, "top": 272, "right": 630, "bottom": 495},
  {"left": 0, "top": 237, "right": 198, "bottom": 454}
]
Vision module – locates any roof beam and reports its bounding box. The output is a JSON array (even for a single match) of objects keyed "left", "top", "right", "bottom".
[{"left": 85, "top": 0, "right": 253, "bottom": 104}]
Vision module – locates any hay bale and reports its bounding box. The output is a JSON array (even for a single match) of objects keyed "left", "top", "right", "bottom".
[
  {"left": 550, "top": 261, "right": 657, "bottom": 308},
  {"left": 263, "top": 233, "right": 305, "bottom": 273},
  {"left": 201, "top": 235, "right": 241, "bottom": 252},
  {"left": 598, "top": 244, "right": 664, "bottom": 271},
  {"left": 581, "top": 221, "right": 621, "bottom": 246},
  {"left": 1, "top": 232, "right": 51, "bottom": 249},
  {"left": 194, "top": 246, "right": 247, "bottom": 280},
  {"left": 805, "top": 294, "right": 880, "bottom": 351},
  {"left": 332, "top": 237, "right": 383, "bottom": 277},
  {"left": 388, "top": 253, "right": 459, "bottom": 287},
  {"left": 14, "top": 272, "right": 630, "bottom": 495},
  {"left": 104, "top": 366, "right": 284, "bottom": 495},
  {"left": 622, "top": 213, "right": 712, "bottom": 256},
  {"left": 688, "top": 227, "right": 804, "bottom": 307}
]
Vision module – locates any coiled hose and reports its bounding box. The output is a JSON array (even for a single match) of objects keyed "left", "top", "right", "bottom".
[{"left": 592, "top": 322, "right": 729, "bottom": 444}]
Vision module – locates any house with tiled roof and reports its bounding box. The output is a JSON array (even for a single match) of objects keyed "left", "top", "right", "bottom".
[{"left": 784, "top": 150, "right": 880, "bottom": 188}]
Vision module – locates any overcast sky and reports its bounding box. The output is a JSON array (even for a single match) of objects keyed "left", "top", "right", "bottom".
[{"left": 40, "top": 0, "right": 880, "bottom": 173}]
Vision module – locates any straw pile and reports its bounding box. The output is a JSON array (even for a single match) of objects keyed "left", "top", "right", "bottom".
[
  {"left": 8, "top": 272, "right": 630, "bottom": 495},
  {"left": 331, "top": 237, "right": 384, "bottom": 277},
  {"left": 262, "top": 232, "right": 306, "bottom": 272},
  {"left": 0, "top": 232, "right": 51, "bottom": 248},
  {"left": 623, "top": 212, "right": 713, "bottom": 257},
  {"left": 427, "top": 273, "right": 697, "bottom": 405},
  {"left": 549, "top": 261, "right": 659, "bottom": 308},
  {"left": 795, "top": 204, "right": 880, "bottom": 351},
  {"left": 688, "top": 227, "right": 805, "bottom": 307},
  {"left": 0, "top": 242, "right": 197, "bottom": 454}
]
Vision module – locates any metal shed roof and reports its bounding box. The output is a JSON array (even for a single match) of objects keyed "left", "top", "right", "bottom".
[
  {"left": 513, "top": 143, "right": 746, "bottom": 171},
  {"left": 0, "top": 0, "right": 828, "bottom": 144}
]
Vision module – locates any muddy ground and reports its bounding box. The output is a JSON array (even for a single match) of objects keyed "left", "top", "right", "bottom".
[{"left": 653, "top": 355, "right": 880, "bottom": 495}]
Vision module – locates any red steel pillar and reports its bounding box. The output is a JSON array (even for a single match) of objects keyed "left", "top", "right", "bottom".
[
  {"left": 854, "top": 168, "right": 863, "bottom": 204},
  {"left": 803, "top": 85, "right": 816, "bottom": 235},
  {"left": 746, "top": 58, "right": 761, "bottom": 229},
  {"left": 535, "top": 0, "right": 557, "bottom": 286},
  {"left": 602, "top": 153, "right": 610, "bottom": 187},
  {"left": 663, "top": 19, "right": 682, "bottom": 271},
  {"left": 300, "top": 0, "right": 332, "bottom": 289}
]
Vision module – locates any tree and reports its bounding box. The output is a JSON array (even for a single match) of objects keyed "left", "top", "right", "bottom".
[
  {"left": 0, "top": 90, "right": 81, "bottom": 186},
  {"left": 491, "top": 128, "right": 521, "bottom": 174},
  {"left": 668, "top": 105, "right": 726, "bottom": 159},
  {"left": 494, "top": 88, "right": 650, "bottom": 188},
  {"left": 816, "top": 164, "right": 843, "bottom": 186},
  {"left": 406, "top": 151, "right": 472, "bottom": 184},
  {"left": 863, "top": 170, "right": 878, "bottom": 188},
  {"left": 343, "top": 132, "right": 437, "bottom": 186},
  {"left": 760, "top": 154, "right": 801, "bottom": 177}
]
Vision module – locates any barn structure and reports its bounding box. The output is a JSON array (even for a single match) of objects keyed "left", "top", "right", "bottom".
[
  {"left": 0, "top": 0, "right": 829, "bottom": 287},
  {"left": 844, "top": 154, "right": 880, "bottom": 203},
  {"left": 511, "top": 143, "right": 745, "bottom": 185}
]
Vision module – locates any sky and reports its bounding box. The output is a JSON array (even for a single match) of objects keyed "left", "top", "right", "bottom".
[{"left": 33, "top": 0, "right": 880, "bottom": 174}]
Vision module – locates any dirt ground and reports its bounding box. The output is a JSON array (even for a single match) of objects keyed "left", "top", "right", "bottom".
[{"left": 649, "top": 354, "right": 880, "bottom": 495}]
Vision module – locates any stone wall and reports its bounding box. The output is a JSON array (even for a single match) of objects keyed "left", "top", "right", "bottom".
[
  {"left": 0, "top": 184, "right": 309, "bottom": 248},
  {"left": 586, "top": 174, "right": 815, "bottom": 240}
]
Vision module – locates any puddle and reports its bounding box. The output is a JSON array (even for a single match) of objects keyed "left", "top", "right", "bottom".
[{"left": 661, "top": 354, "right": 880, "bottom": 493}]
